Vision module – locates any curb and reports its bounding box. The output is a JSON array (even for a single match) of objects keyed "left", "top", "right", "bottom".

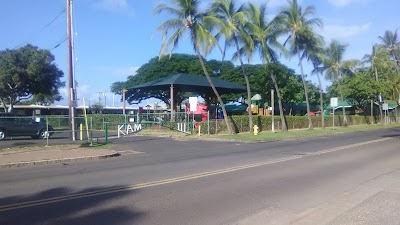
[{"left": 0, "top": 151, "right": 121, "bottom": 169}]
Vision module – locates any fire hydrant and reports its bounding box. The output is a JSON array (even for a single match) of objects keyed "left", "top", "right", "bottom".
[{"left": 253, "top": 125, "right": 259, "bottom": 135}]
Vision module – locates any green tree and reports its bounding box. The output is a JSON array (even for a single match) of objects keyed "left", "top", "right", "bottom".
[
  {"left": 110, "top": 54, "right": 236, "bottom": 108},
  {"left": 321, "top": 40, "right": 359, "bottom": 124},
  {"left": 207, "top": 0, "right": 255, "bottom": 132},
  {"left": 279, "top": 0, "right": 323, "bottom": 129},
  {"left": 327, "top": 72, "right": 383, "bottom": 109},
  {"left": 244, "top": 3, "right": 289, "bottom": 131},
  {"left": 362, "top": 44, "right": 392, "bottom": 81},
  {"left": 379, "top": 30, "right": 400, "bottom": 66},
  {"left": 21, "top": 93, "right": 63, "bottom": 106},
  {"left": 0, "top": 45, "right": 64, "bottom": 113},
  {"left": 154, "top": 0, "right": 234, "bottom": 134}
]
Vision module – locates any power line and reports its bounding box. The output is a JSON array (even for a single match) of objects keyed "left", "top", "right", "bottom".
[
  {"left": 50, "top": 37, "right": 68, "bottom": 50},
  {"left": 12, "top": 7, "right": 66, "bottom": 49},
  {"left": 40, "top": 8, "right": 66, "bottom": 31}
]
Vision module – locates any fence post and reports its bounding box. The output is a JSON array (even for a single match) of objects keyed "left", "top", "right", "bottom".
[
  {"left": 105, "top": 123, "right": 108, "bottom": 144},
  {"left": 46, "top": 116, "right": 49, "bottom": 147},
  {"left": 207, "top": 111, "right": 210, "bottom": 135},
  {"left": 80, "top": 123, "right": 83, "bottom": 141}
]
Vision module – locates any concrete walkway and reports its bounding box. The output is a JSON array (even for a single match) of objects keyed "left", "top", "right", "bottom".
[{"left": 0, "top": 145, "right": 120, "bottom": 168}]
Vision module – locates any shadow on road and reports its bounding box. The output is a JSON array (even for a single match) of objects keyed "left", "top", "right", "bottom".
[{"left": 0, "top": 186, "right": 145, "bottom": 225}]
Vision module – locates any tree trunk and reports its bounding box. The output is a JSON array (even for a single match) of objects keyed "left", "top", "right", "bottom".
[
  {"left": 270, "top": 72, "right": 288, "bottom": 131},
  {"left": 234, "top": 38, "right": 253, "bottom": 133},
  {"left": 316, "top": 72, "right": 325, "bottom": 128},
  {"left": 297, "top": 51, "right": 313, "bottom": 129},
  {"left": 194, "top": 43, "right": 234, "bottom": 134},
  {"left": 337, "top": 81, "right": 347, "bottom": 126}
]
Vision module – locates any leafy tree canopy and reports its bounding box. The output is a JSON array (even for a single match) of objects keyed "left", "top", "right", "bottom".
[
  {"left": 111, "top": 54, "right": 320, "bottom": 108},
  {"left": 220, "top": 62, "right": 319, "bottom": 106},
  {"left": 327, "top": 71, "right": 385, "bottom": 108},
  {"left": 0, "top": 44, "right": 64, "bottom": 112}
]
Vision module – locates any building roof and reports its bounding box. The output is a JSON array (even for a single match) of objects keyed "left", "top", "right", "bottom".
[{"left": 129, "top": 73, "right": 247, "bottom": 94}]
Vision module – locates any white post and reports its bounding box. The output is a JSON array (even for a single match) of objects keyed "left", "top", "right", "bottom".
[
  {"left": 207, "top": 110, "right": 210, "bottom": 135},
  {"left": 333, "top": 107, "right": 335, "bottom": 129}
]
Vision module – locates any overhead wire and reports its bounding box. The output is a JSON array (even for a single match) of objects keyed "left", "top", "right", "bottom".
[
  {"left": 40, "top": 8, "right": 66, "bottom": 31},
  {"left": 12, "top": 7, "right": 66, "bottom": 49}
]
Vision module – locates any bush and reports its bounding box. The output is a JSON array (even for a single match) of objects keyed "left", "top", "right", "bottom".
[{"left": 197, "top": 115, "right": 378, "bottom": 134}]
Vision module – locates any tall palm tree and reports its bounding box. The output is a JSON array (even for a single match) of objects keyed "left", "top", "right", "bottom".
[
  {"left": 362, "top": 45, "right": 393, "bottom": 124},
  {"left": 154, "top": 0, "right": 234, "bottom": 134},
  {"left": 279, "top": 0, "right": 323, "bottom": 129},
  {"left": 321, "top": 40, "right": 359, "bottom": 125},
  {"left": 362, "top": 44, "right": 392, "bottom": 81},
  {"left": 206, "top": 0, "right": 255, "bottom": 132},
  {"left": 244, "top": 3, "right": 289, "bottom": 131},
  {"left": 379, "top": 30, "right": 400, "bottom": 66},
  {"left": 308, "top": 45, "right": 326, "bottom": 128}
]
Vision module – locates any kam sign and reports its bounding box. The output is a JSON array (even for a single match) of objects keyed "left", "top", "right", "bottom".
[{"left": 118, "top": 123, "right": 142, "bottom": 138}]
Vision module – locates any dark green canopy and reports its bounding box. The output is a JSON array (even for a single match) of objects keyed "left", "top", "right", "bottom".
[{"left": 129, "top": 73, "right": 247, "bottom": 94}]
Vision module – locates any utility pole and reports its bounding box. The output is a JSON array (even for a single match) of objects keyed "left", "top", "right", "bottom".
[
  {"left": 67, "top": 0, "right": 76, "bottom": 141},
  {"left": 103, "top": 91, "right": 107, "bottom": 107},
  {"left": 122, "top": 89, "right": 127, "bottom": 115}
]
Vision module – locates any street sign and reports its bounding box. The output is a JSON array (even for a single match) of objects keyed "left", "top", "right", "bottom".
[
  {"left": 189, "top": 97, "right": 197, "bottom": 112},
  {"left": 383, "top": 103, "right": 389, "bottom": 111},
  {"left": 330, "top": 97, "right": 338, "bottom": 130},
  {"left": 330, "top": 97, "right": 338, "bottom": 107}
]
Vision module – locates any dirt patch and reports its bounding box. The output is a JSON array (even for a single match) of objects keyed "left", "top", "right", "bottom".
[{"left": 0, "top": 144, "right": 83, "bottom": 154}]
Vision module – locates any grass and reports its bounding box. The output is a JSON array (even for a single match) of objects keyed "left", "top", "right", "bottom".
[{"left": 197, "top": 123, "right": 400, "bottom": 143}]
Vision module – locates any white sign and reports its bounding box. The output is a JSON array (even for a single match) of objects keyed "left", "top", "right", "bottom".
[
  {"left": 118, "top": 124, "right": 142, "bottom": 138},
  {"left": 383, "top": 103, "right": 389, "bottom": 110},
  {"left": 330, "top": 97, "right": 338, "bottom": 107},
  {"left": 189, "top": 97, "right": 197, "bottom": 112}
]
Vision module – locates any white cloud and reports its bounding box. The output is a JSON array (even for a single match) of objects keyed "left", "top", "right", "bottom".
[
  {"left": 327, "top": 0, "right": 371, "bottom": 7},
  {"left": 94, "top": 0, "right": 132, "bottom": 14},
  {"left": 321, "top": 23, "right": 371, "bottom": 41}
]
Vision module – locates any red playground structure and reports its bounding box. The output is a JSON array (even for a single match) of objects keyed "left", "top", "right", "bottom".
[{"left": 186, "top": 102, "right": 208, "bottom": 122}]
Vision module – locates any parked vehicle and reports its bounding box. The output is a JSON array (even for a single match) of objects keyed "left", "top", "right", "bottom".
[{"left": 0, "top": 115, "right": 54, "bottom": 140}]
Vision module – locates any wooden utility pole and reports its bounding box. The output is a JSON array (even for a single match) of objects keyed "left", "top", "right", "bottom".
[{"left": 67, "top": 0, "right": 76, "bottom": 140}]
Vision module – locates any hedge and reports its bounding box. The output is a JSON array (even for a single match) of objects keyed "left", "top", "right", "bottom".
[{"left": 196, "top": 115, "right": 381, "bottom": 134}]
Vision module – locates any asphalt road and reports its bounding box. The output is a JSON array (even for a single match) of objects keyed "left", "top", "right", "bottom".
[{"left": 0, "top": 127, "right": 400, "bottom": 225}]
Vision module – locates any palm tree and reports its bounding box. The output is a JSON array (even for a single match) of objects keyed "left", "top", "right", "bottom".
[
  {"left": 154, "top": 0, "right": 234, "bottom": 134},
  {"left": 379, "top": 30, "right": 400, "bottom": 66},
  {"left": 321, "top": 40, "right": 359, "bottom": 125},
  {"left": 206, "top": 0, "right": 255, "bottom": 132},
  {"left": 244, "top": 3, "right": 289, "bottom": 131},
  {"left": 362, "top": 44, "right": 392, "bottom": 81},
  {"left": 279, "top": 0, "right": 323, "bottom": 129},
  {"left": 308, "top": 45, "right": 326, "bottom": 128}
]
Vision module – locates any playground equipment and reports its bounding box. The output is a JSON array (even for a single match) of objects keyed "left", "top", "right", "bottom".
[
  {"left": 248, "top": 94, "right": 270, "bottom": 116},
  {"left": 186, "top": 102, "right": 208, "bottom": 122}
]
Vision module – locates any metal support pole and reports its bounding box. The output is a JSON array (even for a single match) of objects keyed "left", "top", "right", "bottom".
[
  {"left": 170, "top": 84, "right": 175, "bottom": 122},
  {"left": 333, "top": 107, "right": 335, "bottom": 129},
  {"left": 105, "top": 123, "right": 108, "bottom": 144}
]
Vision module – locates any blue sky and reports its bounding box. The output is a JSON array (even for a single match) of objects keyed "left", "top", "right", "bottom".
[{"left": 0, "top": 0, "right": 399, "bottom": 107}]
